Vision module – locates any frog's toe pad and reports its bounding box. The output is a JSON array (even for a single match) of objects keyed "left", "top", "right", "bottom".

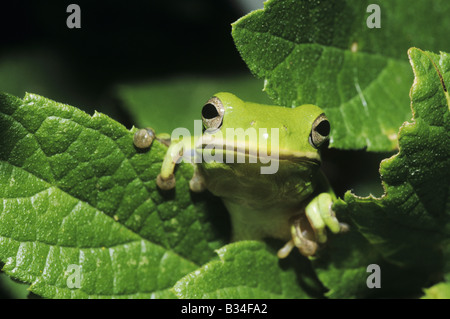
[
  {"left": 157, "top": 174, "right": 176, "bottom": 190},
  {"left": 290, "top": 216, "right": 319, "bottom": 257},
  {"left": 277, "top": 240, "right": 295, "bottom": 259},
  {"left": 189, "top": 175, "right": 206, "bottom": 192},
  {"left": 339, "top": 222, "right": 350, "bottom": 233},
  {"left": 295, "top": 238, "right": 318, "bottom": 257},
  {"left": 133, "top": 128, "right": 156, "bottom": 149}
]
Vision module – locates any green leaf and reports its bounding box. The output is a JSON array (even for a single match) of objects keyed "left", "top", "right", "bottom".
[
  {"left": 232, "top": 0, "right": 450, "bottom": 151},
  {"left": 311, "top": 228, "right": 382, "bottom": 298},
  {"left": 0, "top": 92, "right": 228, "bottom": 298},
  {"left": 307, "top": 48, "right": 449, "bottom": 298},
  {"left": 422, "top": 282, "right": 450, "bottom": 299},
  {"left": 173, "top": 241, "right": 321, "bottom": 299},
  {"left": 116, "top": 75, "right": 272, "bottom": 134},
  {"left": 334, "top": 48, "right": 449, "bottom": 272},
  {"left": 312, "top": 227, "right": 436, "bottom": 298}
]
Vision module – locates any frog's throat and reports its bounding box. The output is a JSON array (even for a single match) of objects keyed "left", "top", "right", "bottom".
[{"left": 196, "top": 139, "right": 320, "bottom": 165}]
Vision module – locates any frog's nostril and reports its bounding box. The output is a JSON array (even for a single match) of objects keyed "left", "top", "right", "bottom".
[{"left": 202, "top": 103, "right": 219, "bottom": 119}]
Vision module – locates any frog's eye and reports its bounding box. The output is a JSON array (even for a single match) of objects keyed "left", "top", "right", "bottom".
[
  {"left": 202, "top": 97, "right": 224, "bottom": 130},
  {"left": 309, "top": 114, "right": 330, "bottom": 148}
]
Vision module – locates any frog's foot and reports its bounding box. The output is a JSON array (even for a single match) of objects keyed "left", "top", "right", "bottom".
[
  {"left": 189, "top": 166, "right": 206, "bottom": 193},
  {"left": 157, "top": 173, "right": 176, "bottom": 190},
  {"left": 277, "top": 215, "right": 318, "bottom": 258},
  {"left": 305, "top": 193, "right": 348, "bottom": 246},
  {"left": 278, "top": 193, "right": 348, "bottom": 258},
  {"left": 158, "top": 168, "right": 205, "bottom": 192}
]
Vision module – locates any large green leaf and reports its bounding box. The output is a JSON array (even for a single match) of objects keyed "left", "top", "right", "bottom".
[
  {"left": 232, "top": 0, "right": 450, "bottom": 151},
  {"left": 338, "top": 48, "right": 449, "bottom": 265},
  {"left": 173, "top": 241, "right": 322, "bottom": 299},
  {"left": 0, "top": 92, "right": 228, "bottom": 298},
  {"left": 315, "top": 48, "right": 450, "bottom": 298},
  {"left": 311, "top": 227, "right": 382, "bottom": 298}
]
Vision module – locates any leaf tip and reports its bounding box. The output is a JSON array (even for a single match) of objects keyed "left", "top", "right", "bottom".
[{"left": 92, "top": 110, "right": 102, "bottom": 117}]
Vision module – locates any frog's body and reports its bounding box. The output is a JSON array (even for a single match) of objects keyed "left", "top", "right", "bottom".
[
  {"left": 134, "top": 92, "right": 347, "bottom": 258},
  {"left": 199, "top": 149, "right": 320, "bottom": 238}
]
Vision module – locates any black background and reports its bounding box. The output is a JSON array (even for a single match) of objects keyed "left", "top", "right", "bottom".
[{"left": 0, "top": 0, "right": 250, "bottom": 123}]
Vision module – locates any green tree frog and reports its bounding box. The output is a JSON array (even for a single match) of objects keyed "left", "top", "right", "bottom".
[{"left": 133, "top": 93, "right": 347, "bottom": 258}]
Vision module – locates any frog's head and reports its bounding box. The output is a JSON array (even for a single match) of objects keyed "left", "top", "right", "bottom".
[
  {"left": 199, "top": 92, "right": 330, "bottom": 166},
  {"left": 197, "top": 92, "right": 330, "bottom": 207}
]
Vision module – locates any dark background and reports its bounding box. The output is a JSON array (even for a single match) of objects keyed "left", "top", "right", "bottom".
[{"left": 0, "top": 0, "right": 256, "bottom": 122}]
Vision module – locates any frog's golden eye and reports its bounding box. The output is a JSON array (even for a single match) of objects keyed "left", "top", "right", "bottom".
[
  {"left": 202, "top": 97, "right": 224, "bottom": 130},
  {"left": 309, "top": 114, "right": 330, "bottom": 148}
]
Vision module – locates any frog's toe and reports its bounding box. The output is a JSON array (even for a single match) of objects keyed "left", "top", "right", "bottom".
[
  {"left": 318, "top": 200, "right": 349, "bottom": 235},
  {"left": 306, "top": 192, "right": 349, "bottom": 244},
  {"left": 305, "top": 195, "right": 331, "bottom": 243},
  {"left": 291, "top": 215, "right": 318, "bottom": 257},
  {"left": 277, "top": 240, "right": 295, "bottom": 259},
  {"left": 189, "top": 174, "right": 206, "bottom": 192},
  {"left": 157, "top": 173, "right": 176, "bottom": 190},
  {"left": 339, "top": 222, "right": 350, "bottom": 233},
  {"left": 188, "top": 165, "right": 206, "bottom": 192},
  {"left": 133, "top": 128, "right": 156, "bottom": 149}
]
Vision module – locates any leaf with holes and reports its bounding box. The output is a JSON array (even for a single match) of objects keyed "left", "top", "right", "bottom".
[
  {"left": 339, "top": 48, "right": 450, "bottom": 266},
  {"left": 0, "top": 92, "right": 228, "bottom": 298},
  {"left": 232, "top": 0, "right": 450, "bottom": 151}
]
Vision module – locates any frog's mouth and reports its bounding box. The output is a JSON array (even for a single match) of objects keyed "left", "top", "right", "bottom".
[{"left": 196, "top": 139, "right": 321, "bottom": 166}]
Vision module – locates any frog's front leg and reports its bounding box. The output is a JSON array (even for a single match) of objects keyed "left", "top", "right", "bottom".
[
  {"left": 156, "top": 139, "right": 185, "bottom": 190},
  {"left": 136, "top": 133, "right": 205, "bottom": 192},
  {"left": 158, "top": 139, "right": 207, "bottom": 191},
  {"left": 278, "top": 192, "right": 348, "bottom": 258}
]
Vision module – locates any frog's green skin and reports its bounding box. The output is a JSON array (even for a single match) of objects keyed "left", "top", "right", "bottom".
[{"left": 134, "top": 92, "right": 347, "bottom": 258}]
